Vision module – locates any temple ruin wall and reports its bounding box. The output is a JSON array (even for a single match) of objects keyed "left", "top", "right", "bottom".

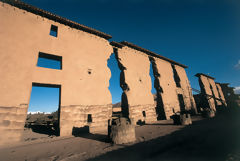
[
  {"left": 208, "top": 79, "right": 222, "bottom": 105},
  {"left": 197, "top": 75, "right": 216, "bottom": 111},
  {"left": 0, "top": 2, "right": 113, "bottom": 145},
  {"left": 215, "top": 83, "right": 227, "bottom": 106},
  {"left": 0, "top": 0, "right": 220, "bottom": 147},
  {"left": 174, "top": 65, "right": 197, "bottom": 113},
  {"left": 115, "top": 46, "right": 157, "bottom": 123},
  {"left": 152, "top": 58, "right": 181, "bottom": 119}
]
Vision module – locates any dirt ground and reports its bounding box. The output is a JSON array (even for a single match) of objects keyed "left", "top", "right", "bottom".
[{"left": 0, "top": 109, "right": 240, "bottom": 161}]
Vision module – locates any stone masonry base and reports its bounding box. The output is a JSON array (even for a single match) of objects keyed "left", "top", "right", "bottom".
[
  {"left": 60, "top": 104, "right": 112, "bottom": 136},
  {"left": 0, "top": 104, "right": 28, "bottom": 146},
  {"left": 128, "top": 104, "right": 157, "bottom": 125}
]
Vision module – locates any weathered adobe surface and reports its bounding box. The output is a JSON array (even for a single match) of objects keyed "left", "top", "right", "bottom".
[
  {"left": 174, "top": 65, "right": 197, "bottom": 113},
  {"left": 151, "top": 58, "right": 181, "bottom": 119},
  {"left": 115, "top": 46, "right": 157, "bottom": 124},
  {"left": 113, "top": 41, "right": 196, "bottom": 121},
  {"left": 215, "top": 83, "right": 227, "bottom": 106},
  {"left": 0, "top": 104, "right": 28, "bottom": 145},
  {"left": 0, "top": 2, "right": 113, "bottom": 145},
  {"left": 196, "top": 75, "right": 217, "bottom": 111},
  {"left": 208, "top": 78, "right": 222, "bottom": 106}
]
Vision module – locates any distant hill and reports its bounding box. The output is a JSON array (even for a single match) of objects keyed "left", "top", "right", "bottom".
[{"left": 112, "top": 102, "right": 121, "bottom": 108}]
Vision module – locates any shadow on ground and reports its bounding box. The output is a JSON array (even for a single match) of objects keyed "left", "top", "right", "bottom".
[
  {"left": 87, "top": 108, "right": 240, "bottom": 161},
  {"left": 30, "top": 125, "right": 58, "bottom": 136},
  {"left": 72, "top": 126, "right": 110, "bottom": 143}
]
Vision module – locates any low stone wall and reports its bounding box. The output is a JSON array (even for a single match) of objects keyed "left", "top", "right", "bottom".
[
  {"left": 128, "top": 104, "right": 157, "bottom": 124},
  {"left": 0, "top": 104, "right": 28, "bottom": 145},
  {"left": 163, "top": 103, "right": 181, "bottom": 120},
  {"left": 60, "top": 104, "right": 112, "bottom": 136}
]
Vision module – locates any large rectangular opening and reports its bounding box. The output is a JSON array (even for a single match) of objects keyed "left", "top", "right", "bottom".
[
  {"left": 25, "top": 83, "right": 61, "bottom": 139},
  {"left": 37, "top": 52, "right": 62, "bottom": 70}
]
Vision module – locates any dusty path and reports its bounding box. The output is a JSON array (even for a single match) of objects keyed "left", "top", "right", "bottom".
[{"left": 0, "top": 114, "right": 239, "bottom": 161}]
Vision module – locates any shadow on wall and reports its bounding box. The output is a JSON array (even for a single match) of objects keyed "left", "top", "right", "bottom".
[
  {"left": 198, "top": 78, "right": 211, "bottom": 109},
  {"left": 87, "top": 109, "right": 240, "bottom": 161},
  {"left": 121, "top": 92, "right": 129, "bottom": 118},
  {"left": 149, "top": 57, "right": 166, "bottom": 120}
]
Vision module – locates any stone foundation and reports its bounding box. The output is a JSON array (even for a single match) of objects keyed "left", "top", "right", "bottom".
[
  {"left": 128, "top": 104, "right": 157, "bottom": 124},
  {"left": 163, "top": 104, "right": 181, "bottom": 120},
  {"left": 0, "top": 104, "right": 28, "bottom": 145},
  {"left": 60, "top": 104, "right": 112, "bottom": 136}
]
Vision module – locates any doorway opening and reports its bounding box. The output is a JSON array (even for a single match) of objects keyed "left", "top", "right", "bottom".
[{"left": 25, "top": 83, "right": 61, "bottom": 139}]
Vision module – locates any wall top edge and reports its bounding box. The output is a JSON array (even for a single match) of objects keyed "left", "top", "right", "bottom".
[{"left": 1, "top": 0, "right": 112, "bottom": 40}]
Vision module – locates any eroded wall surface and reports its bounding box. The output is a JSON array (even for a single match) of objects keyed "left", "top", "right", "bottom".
[
  {"left": 0, "top": 2, "right": 112, "bottom": 145},
  {"left": 197, "top": 75, "right": 216, "bottom": 111},
  {"left": 208, "top": 79, "right": 222, "bottom": 106},
  {"left": 151, "top": 58, "right": 180, "bottom": 119},
  {"left": 115, "top": 47, "right": 157, "bottom": 123},
  {"left": 215, "top": 83, "right": 227, "bottom": 106},
  {"left": 175, "top": 65, "right": 197, "bottom": 113}
]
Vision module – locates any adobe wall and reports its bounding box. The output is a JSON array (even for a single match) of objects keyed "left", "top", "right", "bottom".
[
  {"left": 215, "top": 83, "right": 227, "bottom": 106},
  {"left": 208, "top": 79, "right": 222, "bottom": 106},
  {"left": 151, "top": 58, "right": 181, "bottom": 119},
  {"left": 115, "top": 46, "right": 157, "bottom": 124},
  {"left": 197, "top": 75, "right": 216, "bottom": 111},
  {"left": 174, "top": 65, "right": 197, "bottom": 113},
  {"left": 0, "top": 2, "right": 112, "bottom": 145}
]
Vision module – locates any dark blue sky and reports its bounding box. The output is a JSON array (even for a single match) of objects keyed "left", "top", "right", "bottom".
[{"left": 23, "top": 0, "right": 240, "bottom": 112}]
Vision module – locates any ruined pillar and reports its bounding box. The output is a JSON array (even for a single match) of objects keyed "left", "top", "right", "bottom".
[
  {"left": 215, "top": 83, "right": 227, "bottom": 106},
  {"left": 150, "top": 58, "right": 181, "bottom": 119},
  {"left": 111, "top": 41, "right": 196, "bottom": 121},
  {"left": 208, "top": 79, "right": 222, "bottom": 106},
  {"left": 174, "top": 65, "right": 197, "bottom": 114},
  {"left": 111, "top": 42, "right": 157, "bottom": 124},
  {"left": 195, "top": 73, "right": 221, "bottom": 111}
]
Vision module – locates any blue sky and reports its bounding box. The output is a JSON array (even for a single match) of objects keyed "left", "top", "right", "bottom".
[
  {"left": 23, "top": 0, "right": 240, "bottom": 112},
  {"left": 29, "top": 86, "right": 60, "bottom": 113}
]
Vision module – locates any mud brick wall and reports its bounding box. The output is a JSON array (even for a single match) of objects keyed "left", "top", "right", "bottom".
[
  {"left": 197, "top": 75, "right": 216, "bottom": 111},
  {"left": 0, "top": 2, "right": 113, "bottom": 145},
  {"left": 175, "top": 65, "right": 197, "bottom": 113},
  {"left": 60, "top": 105, "right": 112, "bottom": 136},
  {"left": 151, "top": 58, "right": 181, "bottom": 119},
  {"left": 208, "top": 79, "right": 222, "bottom": 106},
  {"left": 215, "top": 83, "right": 227, "bottom": 106},
  {"left": 115, "top": 46, "right": 157, "bottom": 124},
  {"left": 0, "top": 104, "right": 28, "bottom": 145}
]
